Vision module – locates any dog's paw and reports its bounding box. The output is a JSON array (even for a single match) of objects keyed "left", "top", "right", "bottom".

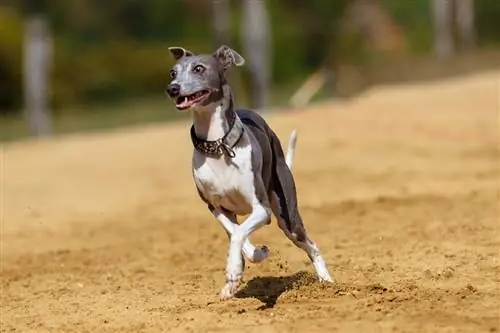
[
  {"left": 248, "top": 245, "right": 269, "bottom": 264},
  {"left": 313, "top": 257, "right": 335, "bottom": 283},
  {"left": 316, "top": 267, "right": 334, "bottom": 283},
  {"left": 319, "top": 275, "right": 334, "bottom": 283},
  {"left": 219, "top": 281, "right": 239, "bottom": 301},
  {"left": 257, "top": 245, "right": 270, "bottom": 261}
]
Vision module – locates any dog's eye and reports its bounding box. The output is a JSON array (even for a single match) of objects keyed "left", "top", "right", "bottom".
[
  {"left": 169, "top": 70, "right": 177, "bottom": 80},
  {"left": 193, "top": 65, "right": 205, "bottom": 74}
]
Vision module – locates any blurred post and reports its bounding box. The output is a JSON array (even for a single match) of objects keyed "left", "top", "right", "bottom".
[
  {"left": 455, "top": 0, "right": 475, "bottom": 51},
  {"left": 432, "top": 0, "right": 454, "bottom": 59},
  {"left": 241, "top": 0, "right": 270, "bottom": 110},
  {"left": 212, "top": 0, "right": 230, "bottom": 47},
  {"left": 23, "top": 15, "right": 52, "bottom": 137}
]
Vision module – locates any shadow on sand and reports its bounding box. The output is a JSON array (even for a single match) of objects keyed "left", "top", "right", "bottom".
[{"left": 235, "top": 271, "right": 316, "bottom": 310}]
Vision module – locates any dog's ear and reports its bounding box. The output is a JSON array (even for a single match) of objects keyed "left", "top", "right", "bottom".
[
  {"left": 168, "top": 46, "right": 195, "bottom": 61},
  {"left": 213, "top": 45, "right": 245, "bottom": 70}
]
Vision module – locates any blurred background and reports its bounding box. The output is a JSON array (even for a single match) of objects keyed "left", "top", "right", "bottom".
[{"left": 1, "top": 0, "right": 499, "bottom": 142}]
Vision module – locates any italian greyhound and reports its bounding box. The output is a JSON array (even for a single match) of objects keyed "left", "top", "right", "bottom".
[{"left": 165, "top": 45, "right": 333, "bottom": 300}]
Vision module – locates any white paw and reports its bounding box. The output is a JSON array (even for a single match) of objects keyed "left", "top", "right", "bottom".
[
  {"left": 313, "top": 256, "right": 334, "bottom": 283},
  {"left": 219, "top": 281, "right": 239, "bottom": 301},
  {"left": 319, "top": 274, "right": 334, "bottom": 283}
]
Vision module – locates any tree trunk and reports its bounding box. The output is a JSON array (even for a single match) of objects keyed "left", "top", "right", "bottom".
[
  {"left": 432, "top": 0, "right": 454, "bottom": 59},
  {"left": 241, "top": 0, "right": 270, "bottom": 110},
  {"left": 24, "top": 15, "right": 52, "bottom": 137},
  {"left": 211, "top": 0, "right": 230, "bottom": 47},
  {"left": 455, "top": 0, "right": 475, "bottom": 51}
]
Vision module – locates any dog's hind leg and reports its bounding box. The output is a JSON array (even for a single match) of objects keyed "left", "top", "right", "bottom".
[
  {"left": 211, "top": 207, "right": 269, "bottom": 263},
  {"left": 269, "top": 131, "right": 333, "bottom": 282},
  {"left": 270, "top": 194, "right": 333, "bottom": 282},
  {"left": 288, "top": 227, "right": 333, "bottom": 283}
]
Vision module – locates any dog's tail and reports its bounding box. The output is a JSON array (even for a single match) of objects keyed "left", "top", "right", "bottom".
[{"left": 285, "top": 129, "right": 298, "bottom": 170}]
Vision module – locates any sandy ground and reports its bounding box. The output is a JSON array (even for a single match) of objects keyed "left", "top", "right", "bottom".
[{"left": 1, "top": 71, "right": 499, "bottom": 333}]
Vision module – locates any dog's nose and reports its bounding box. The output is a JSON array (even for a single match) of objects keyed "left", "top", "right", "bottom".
[{"left": 166, "top": 83, "right": 180, "bottom": 98}]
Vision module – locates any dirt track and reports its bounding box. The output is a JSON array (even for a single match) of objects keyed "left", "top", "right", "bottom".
[{"left": 2, "top": 71, "right": 499, "bottom": 332}]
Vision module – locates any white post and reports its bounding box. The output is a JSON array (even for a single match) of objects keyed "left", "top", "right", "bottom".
[
  {"left": 241, "top": 0, "right": 271, "bottom": 110},
  {"left": 432, "top": 0, "right": 455, "bottom": 59},
  {"left": 23, "top": 15, "right": 52, "bottom": 137},
  {"left": 455, "top": 0, "right": 475, "bottom": 51},
  {"left": 212, "top": 0, "right": 230, "bottom": 47}
]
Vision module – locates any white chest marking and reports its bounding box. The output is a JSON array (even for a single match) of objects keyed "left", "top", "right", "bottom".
[{"left": 192, "top": 143, "right": 256, "bottom": 215}]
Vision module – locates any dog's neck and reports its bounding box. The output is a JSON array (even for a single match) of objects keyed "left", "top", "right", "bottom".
[{"left": 192, "top": 84, "right": 234, "bottom": 141}]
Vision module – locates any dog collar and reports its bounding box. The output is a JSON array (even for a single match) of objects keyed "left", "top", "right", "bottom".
[{"left": 190, "top": 110, "right": 244, "bottom": 158}]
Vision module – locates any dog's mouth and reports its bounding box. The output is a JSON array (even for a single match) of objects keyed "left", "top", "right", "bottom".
[{"left": 176, "top": 90, "right": 210, "bottom": 110}]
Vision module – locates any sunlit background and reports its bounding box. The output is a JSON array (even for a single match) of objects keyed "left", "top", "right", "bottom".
[{"left": 1, "top": 0, "right": 499, "bottom": 141}]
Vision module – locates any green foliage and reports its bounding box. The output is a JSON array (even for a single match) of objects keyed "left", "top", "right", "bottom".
[
  {"left": 475, "top": 0, "right": 500, "bottom": 46},
  {"left": 382, "top": 0, "right": 433, "bottom": 53},
  {"left": 0, "top": 7, "right": 23, "bottom": 113},
  {"left": 51, "top": 41, "right": 174, "bottom": 110},
  {"left": 1, "top": 0, "right": 500, "bottom": 115}
]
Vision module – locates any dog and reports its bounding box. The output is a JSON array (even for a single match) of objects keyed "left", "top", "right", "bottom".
[{"left": 165, "top": 45, "right": 333, "bottom": 300}]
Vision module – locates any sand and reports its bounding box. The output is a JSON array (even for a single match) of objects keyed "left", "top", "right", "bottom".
[{"left": 1, "top": 71, "right": 499, "bottom": 332}]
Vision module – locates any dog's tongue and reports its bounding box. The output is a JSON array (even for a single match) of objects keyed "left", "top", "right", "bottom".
[{"left": 176, "top": 97, "right": 194, "bottom": 109}]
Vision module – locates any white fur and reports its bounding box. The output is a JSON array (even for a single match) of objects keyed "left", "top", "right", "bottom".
[
  {"left": 220, "top": 204, "right": 270, "bottom": 299},
  {"left": 211, "top": 209, "right": 269, "bottom": 263},
  {"left": 193, "top": 142, "right": 253, "bottom": 215},
  {"left": 191, "top": 90, "right": 272, "bottom": 299},
  {"left": 192, "top": 85, "right": 233, "bottom": 140},
  {"left": 193, "top": 142, "right": 271, "bottom": 299}
]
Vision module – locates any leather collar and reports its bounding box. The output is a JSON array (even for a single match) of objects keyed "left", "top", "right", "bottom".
[{"left": 190, "top": 109, "right": 244, "bottom": 158}]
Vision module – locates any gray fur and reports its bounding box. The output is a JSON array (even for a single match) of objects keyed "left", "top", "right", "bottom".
[
  {"left": 235, "top": 109, "right": 305, "bottom": 237},
  {"left": 166, "top": 45, "right": 243, "bottom": 105}
]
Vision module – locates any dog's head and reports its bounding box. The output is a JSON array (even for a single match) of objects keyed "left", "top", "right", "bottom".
[{"left": 165, "top": 45, "right": 245, "bottom": 111}]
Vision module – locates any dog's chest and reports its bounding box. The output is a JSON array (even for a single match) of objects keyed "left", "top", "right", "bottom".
[{"left": 192, "top": 145, "right": 255, "bottom": 215}]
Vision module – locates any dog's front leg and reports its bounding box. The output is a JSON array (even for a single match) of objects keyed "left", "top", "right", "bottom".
[
  {"left": 220, "top": 204, "right": 271, "bottom": 300},
  {"left": 211, "top": 208, "right": 269, "bottom": 263}
]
